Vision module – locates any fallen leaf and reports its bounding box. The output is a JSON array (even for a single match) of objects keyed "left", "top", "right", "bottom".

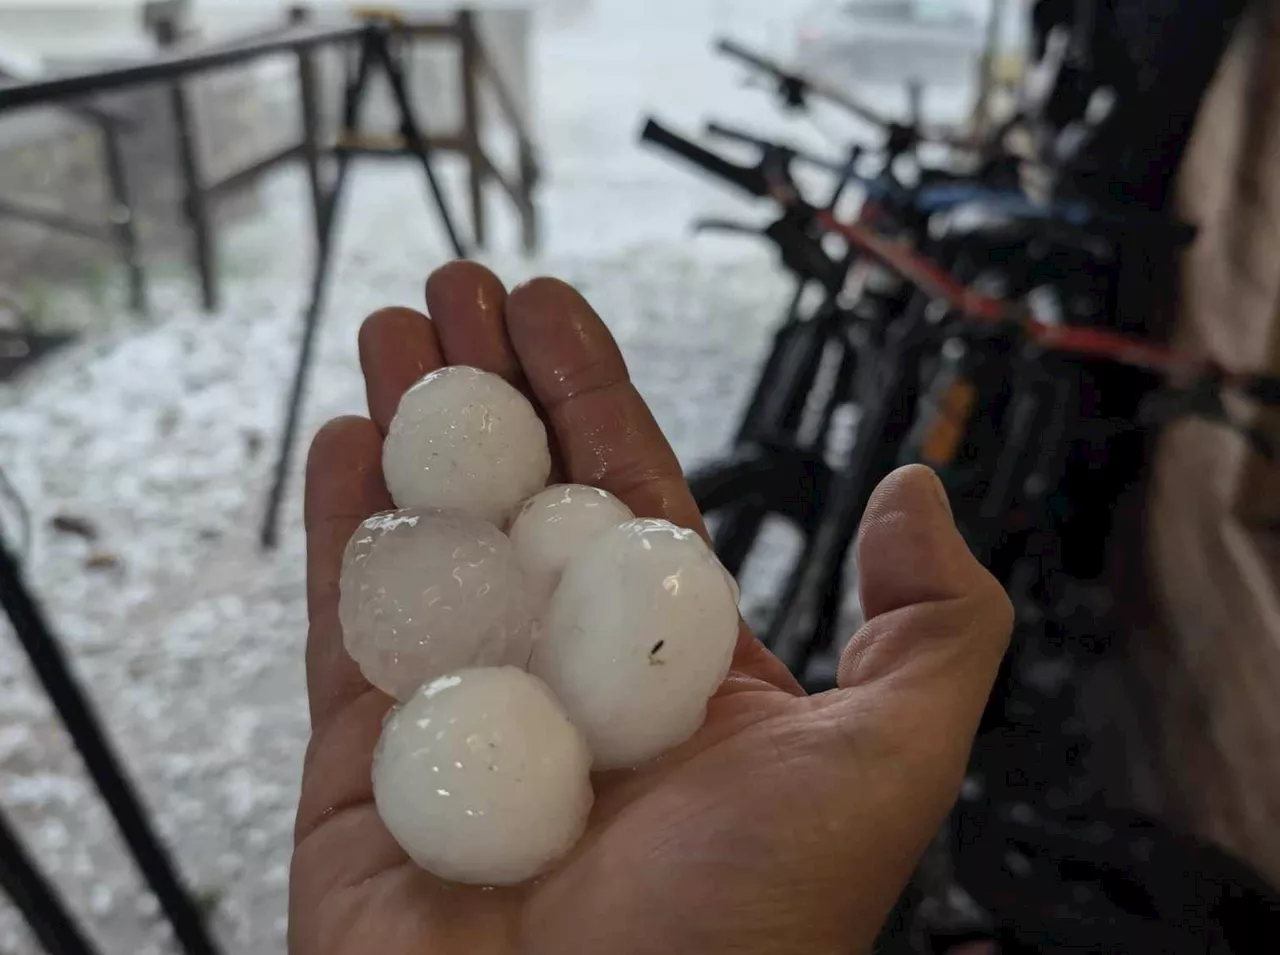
[
  {"left": 84, "top": 550, "right": 123, "bottom": 572},
  {"left": 50, "top": 514, "right": 98, "bottom": 541}
]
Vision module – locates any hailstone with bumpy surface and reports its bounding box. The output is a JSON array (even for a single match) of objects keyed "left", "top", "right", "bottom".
[
  {"left": 340, "top": 508, "right": 535, "bottom": 701},
  {"left": 373, "top": 667, "right": 594, "bottom": 885},
  {"left": 531, "top": 519, "right": 740, "bottom": 770},
  {"left": 382, "top": 366, "right": 552, "bottom": 526},
  {"left": 508, "top": 484, "right": 635, "bottom": 605}
]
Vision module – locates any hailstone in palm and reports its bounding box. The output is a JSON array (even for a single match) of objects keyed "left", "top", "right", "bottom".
[
  {"left": 508, "top": 484, "right": 635, "bottom": 605},
  {"left": 382, "top": 366, "right": 551, "bottom": 526},
  {"left": 340, "top": 508, "right": 534, "bottom": 701},
  {"left": 373, "top": 667, "right": 594, "bottom": 885},
  {"left": 360, "top": 358, "right": 751, "bottom": 882},
  {"left": 531, "top": 518, "right": 740, "bottom": 770}
]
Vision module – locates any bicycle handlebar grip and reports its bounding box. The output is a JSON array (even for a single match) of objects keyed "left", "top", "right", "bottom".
[{"left": 639, "top": 118, "right": 768, "bottom": 198}]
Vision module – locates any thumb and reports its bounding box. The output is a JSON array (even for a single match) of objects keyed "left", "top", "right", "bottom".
[
  {"left": 765, "top": 467, "right": 1013, "bottom": 955},
  {"left": 837, "top": 464, "right": 1014, "bottom": 798}
]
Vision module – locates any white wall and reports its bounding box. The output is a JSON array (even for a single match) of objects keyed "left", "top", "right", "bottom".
[
  {"left": 0, "top": 1, "right": 536, "bottom": 60},
  {"left": 0, "top": 1, "right": 154, "bottom": 60}
]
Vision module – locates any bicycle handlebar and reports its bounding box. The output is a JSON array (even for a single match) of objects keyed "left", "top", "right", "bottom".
[
  {"left": 713, "top": 38, "right": 780, "bottom": 81},
  {"left": 703, "top": 121, "right": 850, "bottom": 175},
  {"left": 694, "top": 116, "right": 1198, "bottom": 247},
  {"left": 714, "top": 37, "right": 892, "bottom": 129},
  {"left": 640, "top": 118, "right": 770, "bottom": 198}
]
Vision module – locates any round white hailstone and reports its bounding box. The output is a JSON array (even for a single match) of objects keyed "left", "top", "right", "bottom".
[
  {"left": 382, "top": 366, "right": 552, "bottom": 526},
  {"left": 530, "top": 519, "right": 740, "bottom": 770},
  {"left": 373, "top": 667, "right": 594, "bottom": 885},
  {"left": 508, "top": 484, "right": 635, "bottom": 605},
  {"left": 340, "top": 509, "right": 535, "bottom": 702}
]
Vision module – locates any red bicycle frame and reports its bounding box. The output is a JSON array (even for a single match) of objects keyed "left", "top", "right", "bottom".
[{"left": 811, "top": 207, "right": 1263, "bottom": 389}]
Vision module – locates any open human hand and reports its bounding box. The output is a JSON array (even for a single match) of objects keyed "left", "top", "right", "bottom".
[{"left": 289, "top": 261, "right": 1014, "bottom": 955}]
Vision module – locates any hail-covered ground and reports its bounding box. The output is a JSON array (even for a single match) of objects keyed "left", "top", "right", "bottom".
[{"left": 0, "top": 1, "right": 969, "bottom": 951}]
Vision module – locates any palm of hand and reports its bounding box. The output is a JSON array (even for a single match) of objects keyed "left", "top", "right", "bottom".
[{"left": 290, "top": 264, "right": 1012, "bottom": 955}]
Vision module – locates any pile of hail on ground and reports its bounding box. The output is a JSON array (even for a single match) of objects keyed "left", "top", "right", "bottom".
[{"left": 339, "top": 365, "right": 741, "bottom": 885}]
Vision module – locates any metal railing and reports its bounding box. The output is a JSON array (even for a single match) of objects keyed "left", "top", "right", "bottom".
[
  {"left": 0, "top": 7, "right": 541, "bottom": 313},
  {"left": 0, "top": 67, "right": 146, "bottom": 319}
]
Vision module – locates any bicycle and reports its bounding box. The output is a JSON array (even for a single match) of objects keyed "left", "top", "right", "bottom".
[{"left": 640, "top": 110, "right": 1277, "bottom": 666}]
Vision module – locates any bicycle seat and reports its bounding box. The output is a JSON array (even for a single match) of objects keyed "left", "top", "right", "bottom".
[
  {"left": 928, "top": 201, "right": 1069, "bottom": 249},
  {"left": 930, "top": 194, "right": 1197, "bottom": 256},
  {"left": 915, "top": 184, "right": 1044, "bottom": 217}
]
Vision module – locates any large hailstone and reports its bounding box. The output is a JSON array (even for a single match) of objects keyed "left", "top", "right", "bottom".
[
  {"left": 373, "top": 667, "right": 594, "bottom": 885},
  {"left": 340, "top": 509, "right": 534, "bottom": 701},
  {"left": 382, "top": 366, "right": 552, "bottom": 526},
  {"left": 508, "top": 484, "right": 635, "bottom": 605},
  {"left": 531, "top": 519, "right": 740, "bottom": 770}
]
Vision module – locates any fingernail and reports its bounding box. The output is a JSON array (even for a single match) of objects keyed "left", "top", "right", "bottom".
[{"left": 929, "top": 469, "right": 954, "bottom": 521}]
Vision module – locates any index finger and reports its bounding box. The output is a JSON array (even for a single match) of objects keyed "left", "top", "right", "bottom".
[
  {"left": 503, "top": 277, "right": 801, "bottom": 693},
  {"left": 503, "top": 278, "right": 707, "bottom": 534}
]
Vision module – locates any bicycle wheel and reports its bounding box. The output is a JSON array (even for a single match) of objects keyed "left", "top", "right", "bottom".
[{"left": 761, "top": 311, "right": 931, "bottom": 675}]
